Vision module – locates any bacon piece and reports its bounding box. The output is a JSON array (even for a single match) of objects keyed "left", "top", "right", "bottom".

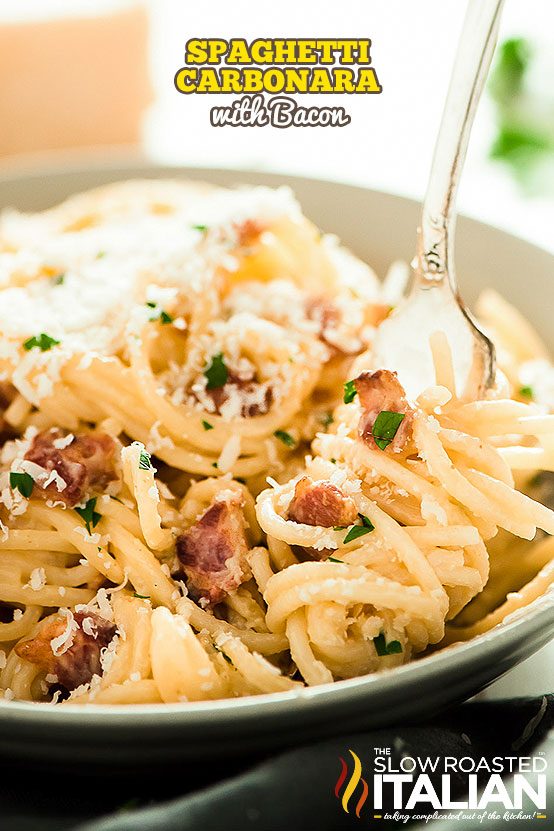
[
  {"left": 306, "top": 297, "right": 365, "bottom": 357},
  {"left": 203, "top": 370, "right": 273, "bottom": 418},
  {"left": 15, "top": 611, "right": 116, "bottom": 691},
  {"left": 354, "top": 369, "right": 413, "bottom": 453},
  {"left": 175, "top": 493, "right": 250, "bottom": 604},
  {"left": 288, "top": 476, "right": 358, "bottom": 528},
  {"left": 24, "top": 429, "right": 117, "bottom": 506},
  {"left": 234, "top": 218, "right": 264, "bottom": 248}
]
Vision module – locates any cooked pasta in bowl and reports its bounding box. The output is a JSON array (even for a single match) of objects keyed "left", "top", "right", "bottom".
[{"left": 0, "top": 169, "right": 552, "bottom": 749}]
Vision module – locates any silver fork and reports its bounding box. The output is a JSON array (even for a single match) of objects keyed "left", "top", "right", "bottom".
[{"left": 373, "top": 0, "right": 504, "bottom": 401}]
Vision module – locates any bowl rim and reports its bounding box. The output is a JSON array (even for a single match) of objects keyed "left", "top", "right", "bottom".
[{"left": 0, "top": 160, "right": 552, "bottom": 725}]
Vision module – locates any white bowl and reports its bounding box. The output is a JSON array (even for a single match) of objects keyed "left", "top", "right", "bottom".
[{"left": 0, "top": 162, "right": 552, "bottom": 764}]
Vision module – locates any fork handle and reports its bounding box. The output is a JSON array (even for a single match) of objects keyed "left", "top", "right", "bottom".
[{"left": 416, "top": 0, "right": 504, "bottom": 288}]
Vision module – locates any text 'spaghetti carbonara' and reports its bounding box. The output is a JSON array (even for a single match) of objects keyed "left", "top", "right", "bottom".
[{"left": 0, "top": 179, "right": 552, "bottom": 706}]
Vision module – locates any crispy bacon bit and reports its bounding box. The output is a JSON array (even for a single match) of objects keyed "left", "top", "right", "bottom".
[
  {"left": 234, "top": 218, "right": 264, "bottom": 248},
  {"left": 288, "top": 476, "right": 358, "bottom": 528},
  {"left": 175, "top": 493, "right": 251, "bottom": 604},
  {"left": 24, "top": 429, "right": 117, "bottom": 506},
  {"left": 203, "top": 369, "right": 273, "bottom": 418},
  {"left": 354, "top": 369, "right": 413, "bottom": 453},
  {"left": 306, "top": 297, "right": 362, "bottom": 357},
  {"left": 15, "top": 611, "right": 116, "bottom": 691}
]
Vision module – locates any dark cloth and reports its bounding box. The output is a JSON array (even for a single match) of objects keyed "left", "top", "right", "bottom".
[{"left": 0, "top": 697, "right": 552, "bottom": 831}]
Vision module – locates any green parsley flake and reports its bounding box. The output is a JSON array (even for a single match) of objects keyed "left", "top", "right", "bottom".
[
  {"left": 133, "top": 593, "right": 150, "bottom": 600},
  {"left": 373, "top": 633, "right": 403, "bottom": 656},
  {"left": 212, "top": 462, "right": 219, "bottom": 469},
  {"left": 320, "top": 412, "right": 334, "bottom": 427},
  {"left": 139, "top": 449, "right": 152, "bottom": 471},
  {"left": 75, "top": 497, "right": 101, "bottom": 535},
  {"left": 9, "top": 471, "right": 34, "bottom": 498},
  {"left": 202, "top": 420, "right": 214, "bottom": 431},
  {"left": 23, "top": 333, "right": 60, "bottom": 352},
  {"left": 51, "top": 273, "right": 65, "bottom": 286},
  {"left": 96, "top": 251, "right": 106, "bottom": 259},
  {"left": 342, "top": 513, "right": 374, "bottom": 544},
  {"left": 343, "top": 379, "right": 358, "bottom": 404},
  {"left": 204, "top": 353, "right": 228, "bottom": 389},
  {"left": 145, "top": 302, "right": 173, "bottom": 325},
  {"left": 327, "top": 556, "right": 344, "bottom": 564},
  {"left": 274, "top": 430, "right": 296, "bottom": 448},
  {"left": 519, "top": 385, "right": 534, "bottom": 399},
  {"left": 192, "top": 224, "right": 208, "bottom": 232},
  {"left": 372, "top": 410, "right": 405, "bottom": 451}
]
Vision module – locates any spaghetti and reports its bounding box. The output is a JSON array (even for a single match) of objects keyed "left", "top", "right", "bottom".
[{"left": 0, "top": 179, "right": 552, "bottom": 704}]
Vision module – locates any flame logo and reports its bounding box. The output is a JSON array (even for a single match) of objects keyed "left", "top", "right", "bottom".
[{"left": 334, "top": 750, "right": 369, "bottom": 818}]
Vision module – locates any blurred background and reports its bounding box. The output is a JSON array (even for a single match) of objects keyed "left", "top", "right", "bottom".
[
  {"left": 0, "top": 0, "right": 553, "bottom": 696},
  {"left": 1, "top": 0, "right": 553, "bottom": 251}
]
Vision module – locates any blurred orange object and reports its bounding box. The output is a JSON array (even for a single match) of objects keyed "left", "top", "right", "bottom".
[{"left": 0, "top": 2, "right": 152, "bottom": 158}]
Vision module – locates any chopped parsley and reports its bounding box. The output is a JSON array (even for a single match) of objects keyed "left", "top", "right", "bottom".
[
  {"left": 328, "top": 556, "right": 344, "bottom": 563},
  {"left": 204, "top": 353, "right": 228, "bottom": 389},
  {"left": 145, "top": 302, "right": 173, "bottom": 325},
  {"left": 23, "top": 333, "right": 60, "bottom": 352},
  {"left": 320, "top": 412, "right": 334, "bottom": 427},
  {"left": 133, "top": 593, "right": 150, "bottom": 600},
  {"left": 330, "top": 458, "right": 337, "bottom": 464},
  {"left": 343, "top": 379, "right": 358, "bottom": 404},
  {"left": 139, "top": 449, "right": 152, "bottom": 471},
  {"left": 9, "top": 471, "right": 34, "bottom": 498},
  {"left": 342, "top": 513, "right": 374, "bottom": 544},
  {"left": 274, "top": 430, "right": 296, "bottom": 448},
  {"left": 51, "top": 273, "right": 65, "bottom": 286},
  {"left": 202, "top": 420, "right": 214, "bottom": 431},
  {"left": 372, "top": 411, "right": 405, "bottom": 451},
  {"left": 212, "top": 462, "right": 219, "bottom": 469},
  {"left": 519, "top": 385, "right": 534, "bottom": 399},
  {"left": 192, "top": 224, "right": 208, "bottom": 232},
  {"left": 373, "top": 633, "right": 403, "bottom": 656},
  {"left": 75, "top": 497, "right": 101, "bottom": 535},
  {"left": 96, "top": 251, "right": 106, "bottom": 259}
]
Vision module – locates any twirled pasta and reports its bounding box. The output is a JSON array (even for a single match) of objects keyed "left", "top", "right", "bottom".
[{"left": 0, "top": 179, "right": 552, "bottom": 705}]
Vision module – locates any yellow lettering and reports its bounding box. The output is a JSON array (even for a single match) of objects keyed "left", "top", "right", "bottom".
[
  {"left": 174, "top": 67, "right": 197, "bottom": 93},
  {"left": 338, "top": 40, "right": 359, "bottom": 64},
  {"left": 242, "top": 69, "right": 264, "bottom": 92},
  {"left": 283, "top": 68, "right": 310, "bottom": 93},
  {"left": 263, "top": 69, "right": 285, "bottom": 93},
  {"left": 196, "top": 68, "right": 221, "bottom": 93},
  {"left": 273, "top": 39, "right": 297, "bottom": 63},
  {"left": 218, "top": 69, "right": 243, "bottom": 92},
  {"left": 309, "top": 68, "right": 334, "bottom": 93},
  {"left": 296, "top": 40, "right": 318, "bottom": 63},
  {"left": 227, "top": 38, "right": 250, "bottom": 64},
  {"left": 316, "top": 40, "right": 339, "bottom": 64},
  {"left": 333, "top": 68, "right": 356, "bottom": 93},
  {"left": 184, "top": 39, "right": 208, "bottom": 64},
  {"left": 356, "top": 68, "right": 382, "bottom": 92},
  {"left": 358, "top": 39, "right": 372, "bottom": 64},
  {"left": 206, "top": 39, "right": 228, "bottom": 64},
  {"left": 250, "top": 39, "right": 272, "bottom": 64}
]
